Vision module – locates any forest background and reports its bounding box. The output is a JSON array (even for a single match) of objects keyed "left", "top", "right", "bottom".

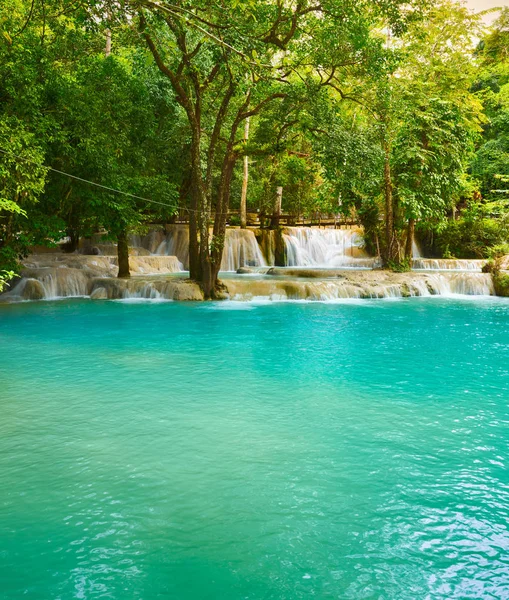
[{"left": 2, "top": 0, "right": 509, "bottom": 296}]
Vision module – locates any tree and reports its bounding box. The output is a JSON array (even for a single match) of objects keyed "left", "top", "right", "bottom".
[
  {"left": 0, "top": 0, "right": 183, "bottom": 279},
  {"left": 322, "top": 0, "right": 483, "bottom": 265},
  {"left": 0, "top": 118, "right": 47, "bottom": 277},
  {"left": 134, "top": 0, "right": 409, "bottom": 296}
]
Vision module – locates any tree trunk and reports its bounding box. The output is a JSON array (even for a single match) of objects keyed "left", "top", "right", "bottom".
[
  {"left": 188, "top": 133, "right": 204, "bottom": 282},
  {"left": 65, "top": 229, "right": 79, "bottom": 253},
  {"left": 105, "top": 29, "right": 111, "bottom": 57},
  {"left": 199, "top": 259, "right": 216, "bottom": 299},
  {"left": 270, "top": 186, "right": 283, "bottom": 229},
  {"left": 117, "top": 229, "right": 130, "bottom": 278},
  {"left": 105, "top": 10, "right": 111, "bottom": 57},
  {"left": 383, "top": 143, "right": 397, "bottom": 264},
  {"left": 240, "top": 117, "right": 250, "bottom": 229},
  {"left": 274, "top": 228, "right": 287, "bottom": 266},
  {"left": 405, "top": 218, "right": 415, "bottom": 260},
  {"left": 206, "top": 153, "right": 237, "bottom": 298},
  {"left": 187, "top": 124, "right": 239, "bottom": 299}
]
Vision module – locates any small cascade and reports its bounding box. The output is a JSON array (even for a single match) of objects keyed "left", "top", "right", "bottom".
[
  {"left": 282, "top": 227, "right": 370, "bottom": 267},
  {"left": 412, "top": 258, "right": 486, "bottom": 271},
  {"left": 256, "top": 230, "right": 276, "bottom": 266},
  {"left": 7, "top": 268, "right": 90, "bottom": 300},
  {"left": 412, "top": 240, "right": 422, "bottom": 258},
  {"left": 114, "top": 255, "right": 182, "bottom": 274},
  {"left": 424, "top": 273, "right": 494, "bottom": 296},
  {"left": 129, "top": 230, "right": 167, "bottom": 254},
  {"left": 221, "top": 229, "right": 266, "bottom": 271},
  {"left": 224, "top": 272, "right": 494, "bottom": 301},
  {"left": 154, "top": 225, "right": 190, "bottom": 269},
  {"left": 121, "top": 283, "right": 165, "bottom": 300},
  {"left": 89, "top": 228, "right": 187, "bottom": 268},
  {"left": 89, "top": 277, "right": 204, "bottom": 301},
  {"left": 2, "top": 254, "right": 182, "bottom": 302},
  {"left": 152, "top": 226, "right": 266, "bottom": 271}
]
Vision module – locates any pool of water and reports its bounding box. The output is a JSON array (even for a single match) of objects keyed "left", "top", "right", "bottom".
[{"left": 1, "top": 298, "right": 509, "bottom": 599}]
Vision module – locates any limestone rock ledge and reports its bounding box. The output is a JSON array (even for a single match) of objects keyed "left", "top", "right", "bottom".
[
  {"left": 224, "top": 270, "right": 494, "bottom": 300},
  {"left": 0, "top": 253, "right": 197, "bottom": 302},
  {"left": 0, "top": 257, "right": 495, "bottom": 303},
  {"left": 89, "top": 278, "right": 204, "bottom": 301}
]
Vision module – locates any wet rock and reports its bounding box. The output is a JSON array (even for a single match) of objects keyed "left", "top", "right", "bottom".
[
  {"left": 22, "top": 279, "right": 46, "bottom": 300},
  {"left": 172, "top": 281, "right": 204, "bottom": 301},
  {"left": 267, "top": 267, "right": 348, "bottom": 279},
  {"left": 80, "top": 246, "right": 101, "bottom": 255},
  {"left": 90, "top": 287, "right": 108, "bottom": 300}
]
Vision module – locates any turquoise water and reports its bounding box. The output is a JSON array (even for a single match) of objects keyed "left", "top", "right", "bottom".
[{"left": 1, "top": 298, "right": 509, "bottom": 599}]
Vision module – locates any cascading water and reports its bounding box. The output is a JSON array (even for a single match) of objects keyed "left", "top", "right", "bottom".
[
  {"left": 424, "top": 272, "right": 494, "bottom": 295},
  {"left": 2, "top": 223, "right": 503, "bottom": 303},
  {"left": 3, "top": 269, "right": 495, "bottom": 303},
  {"left": 221, "top": 230, "right": 266, "bottom": 271},
  {"left": 7, "top": 268, "right": 90, "bottom": 300},
  {"left": 282, "top": 227, "right": 376, "bottom": 268},
  {"left": 2, "top": 254, "right": 183, "bottom": 301},
  {"left": 152, "top": 226, "right": 266, "bottom": 271},
  {"left": 153, "top": 225, "right": 190, "bottom": 269},
  {"left": 118, "top": 255, "right": 182, "bottom": 274},
  {"left": 412, "top": 240, "right": 422, "bottom": 258},
  {"left": 224, "top": 272, "right": 494, "bottom": 301},
  {"left": 412, "top": 258, "right": 486, "bottom": 271}
]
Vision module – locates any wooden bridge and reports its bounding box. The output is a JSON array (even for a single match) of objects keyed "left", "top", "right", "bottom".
[{"left": 170, "top": 211, "right": 359, "bottom": 228}]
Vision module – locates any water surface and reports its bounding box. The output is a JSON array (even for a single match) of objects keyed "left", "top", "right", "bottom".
[{"left": 1, "top": 298, "right": 509, "bottom": 599}]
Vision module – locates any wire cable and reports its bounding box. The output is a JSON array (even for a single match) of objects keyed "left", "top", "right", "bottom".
[{"left": 0, "top": 146, "right": 180, "bottom": 210}]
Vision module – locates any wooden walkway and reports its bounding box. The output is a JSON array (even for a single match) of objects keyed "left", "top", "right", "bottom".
[{"left": 169, "top": 211, "right": 359, "bottom": 228}]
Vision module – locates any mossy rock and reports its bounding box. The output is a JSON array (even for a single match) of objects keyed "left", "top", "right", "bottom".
[{"left": 493, "top": 272, "right": 509, "bottom": 297}]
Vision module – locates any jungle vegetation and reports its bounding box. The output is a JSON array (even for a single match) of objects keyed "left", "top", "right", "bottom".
[{"left": 1, "top": 0, "right": 509, "bottom": 296}]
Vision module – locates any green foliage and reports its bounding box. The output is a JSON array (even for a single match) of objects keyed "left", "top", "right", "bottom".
[
  {"left": 317, "top": 0, "right": 484, "bottom": 262},
  {"left": 393, "top": 98, "right": 479, "bottom": 222},
  {"left": 434, "top": 214, "right": 509, "bottom": 259},
  {"left": 0, "top": 116, "right": 47, "bottom": 270},
  {"left": 0, "top": 0, "right": 508, "bottom": 277},
  {"left": 387, "top": 257, "right": 412, "bottom": 272},
  {"left": 493, "top": 270, "right": 509, "bottom": 297},
  {"left": 0, "top": 270, "right": 15, "bottom": 292},
  {"left": 422, "top": 7, "right": 509, "bottom": 260},
  {"left": 0, "top": 0, "right": 182, "bottom": 271}
]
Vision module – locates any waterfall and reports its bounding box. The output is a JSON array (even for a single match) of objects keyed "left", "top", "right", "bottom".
[
  {"left": 412, "top": 240, "right": 422, "bottom": 258},
  {"left": 424, "top": 273, "right": 494, "bottom": 296},
  {"left": 224, "top": 272, "right": 494, "bottom": 301},
  {"left": 282, "top": 227, "right": 372, "bottom": 267},
  {"left": 94, "top": 226, "right": 494, "bottom": 275},
  {"left": 120, "top": 283, "right": 165, "bottom": 301},
  {"left": 153, "top": 225, "right": 190, "bottom": 269},
  {"left": 89, "top": 277, "right": 204, "bottom": 301},
  {"left": 221, "top": 229, "right": 266, "bottom": 271},
  {"left": 117, "top": 255, "right": 182, "bottom": 274},
  {"left": 134, "top": 224, "right": 369, "bottom": 270},
  {"left": 129, "top": 230, "right": 167, "bottom": 254},
  {"left": 7, "top": 268, "right": 90, "bottom": 300},
  {"left": 2, "top": 268, "right": 495, "bottom": 302},
  {"left": 3, "top": 224, "right": 501, "bottom": 304},
  {"left": 152, "top": 226, "right": 266, "bottom": 272},
  {"left": 3, "top": 254, "right": 182, "bottom": 301},
  {"left": 412, "top": 258, "right": 486, "bottom": 271}
]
